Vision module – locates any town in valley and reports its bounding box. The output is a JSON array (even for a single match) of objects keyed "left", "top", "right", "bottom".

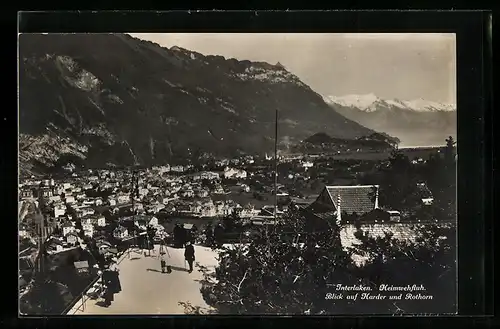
[{"left": 18, "top": 31, "right": 457, "bottom": 315}]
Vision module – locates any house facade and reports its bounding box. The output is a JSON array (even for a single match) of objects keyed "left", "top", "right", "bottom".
[
  {"left": 113, "top": 226, "right": 129, "bottom": 240},
  {"left": 97, "top": 216, "right": 106, "bottom": 227},
  {"left": 65, "top": 232, "right": 78, "bottom": 245},
  {"left": 224, "top": 167, "right": 247, "bottom": 179},
  {"left": 53, "top": 203, "right": 66, "bottom": 218},
  {"left": 82, "top": 223, "right": 94, "bottom": 237},
  {"left": 62, "top": 222, "right": 75, "bottom": 236}
]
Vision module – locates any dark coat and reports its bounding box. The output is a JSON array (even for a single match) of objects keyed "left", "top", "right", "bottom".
[
  {"left": 104, "top": 270, "right": 121, "bottom": 293},
  {"left": 184, "top": 244, "right": 195, "bottom": 261},
  {"left": 103, "top": 287, "right": 114, "bottom": 301}
]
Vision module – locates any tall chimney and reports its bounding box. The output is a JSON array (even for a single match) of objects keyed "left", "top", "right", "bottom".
[
  {"left": 336, "top": 194, "right": 342, "bottom": 224},
  {"left": 374, "top": 186, "right": 379, "bottom": 209}
]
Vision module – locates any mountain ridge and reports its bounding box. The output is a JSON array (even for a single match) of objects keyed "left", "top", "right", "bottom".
[
  {"left": 19, "top": 33, "right": 378, "bottom": 175},
  {"left": 323, "top": 94, "right": 456, "bottom": 113},
  {"left": 322, "top": 94, "right": 456, "bottom": 147}
]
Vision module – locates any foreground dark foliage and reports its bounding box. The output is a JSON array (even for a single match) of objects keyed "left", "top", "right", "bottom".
[
  {"left": 200, "top": 214, "right": 455, "bottom": 315},
  {"left": 200, "top": 140, "right": 456, "bottom": 315}
]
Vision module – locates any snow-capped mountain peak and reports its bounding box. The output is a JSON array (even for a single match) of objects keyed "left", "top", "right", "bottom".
[
  {"left": 323, "top": 94, "right": 456, "bottom": 113},
  {"left": 323, "top": 93, "right": 381, "bottom": 112}
]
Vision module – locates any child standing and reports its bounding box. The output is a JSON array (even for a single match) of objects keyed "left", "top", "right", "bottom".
[{"left": 160, "top": 256, "right": 166, "bottom": 273}]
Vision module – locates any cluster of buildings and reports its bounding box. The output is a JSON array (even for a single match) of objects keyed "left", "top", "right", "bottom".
[
  {"left": 17, "top": 161, "right": 263, "bottom": 249},
  {"left": 18, "top": 151, "right": 446, "bottom": 265}
]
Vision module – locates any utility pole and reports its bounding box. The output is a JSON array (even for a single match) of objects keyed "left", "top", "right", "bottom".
[
  {"left": 130, "top": 169, "right": 138, "bottom": 252},
  {"left": 34, "top": 189, "right": 46, "bottom": 280},
  {"left": 274, "top": 109, "right": 279, "bottom": 223}
]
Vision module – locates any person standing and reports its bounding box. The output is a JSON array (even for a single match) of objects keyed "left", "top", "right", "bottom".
[
  {"left": 101, "top": 284, "right": 113, "bottom": 307},
  {"left": 213, "top": 223, "right": 224, "bottom": 248},
  {"left": 179, "top": 225, "right": 187, "bottom": 248},
  {"left": 173, "top": 223, "right": 181, "bottom": 248},
  {"left": 109, "top": 258, "right": 121, "bottom": 293},
  {"left": 204, "top": 223, "right": 213, "bottom": 247},
  {"left": 160, "top": 255, "right": 166, "bottom": 273},
  {"left": 184, "top": 241, "right": 195, "bottom": 273}
]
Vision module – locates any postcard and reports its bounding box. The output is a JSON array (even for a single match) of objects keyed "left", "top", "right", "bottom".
[{"left": 18, "top": 30, "right": 457, "bottom": 316}]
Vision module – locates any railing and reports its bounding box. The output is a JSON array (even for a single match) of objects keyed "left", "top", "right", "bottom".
[
  {"left": 62, "top": 249, "right": 128, "bottom": 315},
  {"left": 61, "top": 275, "right": 101, "bottom": 315}
]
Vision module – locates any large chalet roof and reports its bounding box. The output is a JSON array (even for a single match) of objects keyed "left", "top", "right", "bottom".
[
  {"left": 309, "top": 185, "right": 379, "bottom": 216},
  {"left": 326, "top": 185, "right": 378, "bottom": 215}
]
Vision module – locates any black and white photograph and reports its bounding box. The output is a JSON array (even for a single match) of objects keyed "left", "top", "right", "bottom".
[{"left": 18, "top": 31, "right": 457, "bottom": 316}]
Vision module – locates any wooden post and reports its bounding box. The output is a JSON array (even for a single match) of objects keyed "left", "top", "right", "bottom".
[{"left": 274, "top": 109, "right": 278, "bottom": 221}]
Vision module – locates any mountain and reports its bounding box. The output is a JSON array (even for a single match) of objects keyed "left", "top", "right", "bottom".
[
  {"left": 292, "top": 132, "right": 394, "bottom": 153},
  {"left": 19, "top": 33, "right": 377, "bottom": 175},
  {"left": 323, "top": 94, "right": 456, "bottom": 147}
]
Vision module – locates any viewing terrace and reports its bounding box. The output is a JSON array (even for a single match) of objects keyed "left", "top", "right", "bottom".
[{"left": 67, "top": 244, "right": 219, "bottom": 315}]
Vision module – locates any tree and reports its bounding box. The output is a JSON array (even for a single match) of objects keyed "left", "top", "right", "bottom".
[
  {"left": 201, "top": 207, "right": 456, "bottom": 315},
  {"left": 377, "top": 148, "right": 421, "bottom": 214},
  {"left": 200, "top": 211, "right": 359, "bottom": 314},
  {"left": 444, "top": 136, "right": 456, "bottom": 166},
  {"left": 53, "top": 225, "right": 62, "bottom": 236},
  {"left": 21, "top": 279, "right": 74, "bottom": 315},
  {"left": 422, "top": 138, "right": 457, "bottom": 221},
  {"left": 352, "top": 223, "right": 456, "bottom": 314}
]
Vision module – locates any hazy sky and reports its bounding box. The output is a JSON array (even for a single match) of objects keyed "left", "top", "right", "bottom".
[{"left": 129, "top": 33, "right": 456, "bottom": 104}]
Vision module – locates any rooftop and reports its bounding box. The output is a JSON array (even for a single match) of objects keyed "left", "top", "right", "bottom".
[
  {"left": 68, "top": 245, "right": 219, "bottom": 315},
  {"left": 325, "top": 185, "right": 379, "bottom": 215}
]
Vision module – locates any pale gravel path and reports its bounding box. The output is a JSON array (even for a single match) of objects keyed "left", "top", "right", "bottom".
[{"left": 70, "top": 245, "right": 219, "bottom": 315}]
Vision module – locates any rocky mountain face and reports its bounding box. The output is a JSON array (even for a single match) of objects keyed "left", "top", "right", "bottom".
[
  {"left": 19, "top": 33, "right": 376, "bottom": 175},
  {"left": 323, "top": 94, "right": 457, "bottom": 147}
]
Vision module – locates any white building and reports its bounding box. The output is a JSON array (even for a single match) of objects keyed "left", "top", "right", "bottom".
[
  {"left": 113, "top": 226, "right": 129, "bottom": 240},
  {"left": 302, "top": 161, "right": 314, "bottom": 169},
  {"left": 65, "top": 196, "right": 76, "bottom": 204},
  {"left": 149, "top": 216, "right": 159, "bottom": 226},
  {"left": 223, "top": 167, "right": 247, "bottom": 179},
  {"left": 201, "top": 206, "right": 217, "bottom": 218},
  {"left": 200, "top": 171, "right": 220, "bottom": 180},
  {"left": 97, "top": 216, "right": 106, "bottom": 227},
  {"left": 117, "top": 194, "right": 130, "bottom": 204},
  {"left": 82, "top": 223, "right": 94, "bottom": 237},
  {"left": 83, "top": 183, "right": 93, "bottom": 190},
  {"left": 62, "top": 222, "right": 75, "bottom": 236},
  {"left": 48, "top": 195, "right": 61, "bottom": 202},
  {"left": 197, "top": 189, "right": 209, "bottom": 198},
  {"left": 170, "top": 165, "right": 184, "bottom": 173},
  {"left": 133, "top": 203, "right": 144, "bottom": 212},
  {"left": 80, "top": 207, "right": 95, "bottom": 216},
  {"left": 54, "top": 204, "right": 67, "bottom": 218}
]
